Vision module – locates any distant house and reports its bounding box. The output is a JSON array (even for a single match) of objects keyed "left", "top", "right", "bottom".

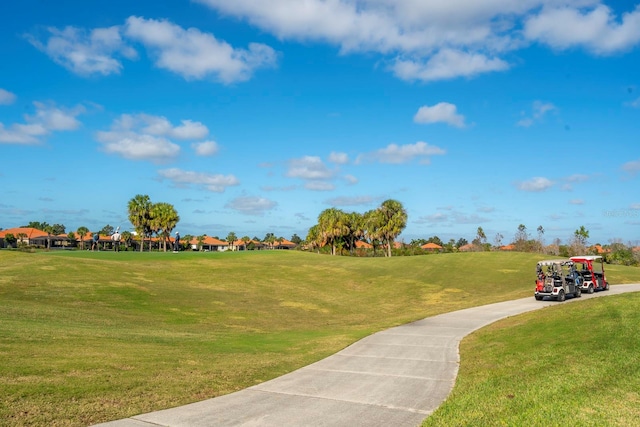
[
  {"left": 421, "top": 242, "right": 443, "bottom": 252},
  {"left": 590, "top": 244, "right": 611, "bottom": 254},
  {"left": 0, "top": 227, "right": 77, "bottom": 249},
  {"left": 458, "top": 243, "right": 476, "bottom": 252},
  {"left": 0, "top": 227, "right": 49, "bottom": 248},
  {"left": 189, "top": 236, "right": 229, "bottom": 252},
  {"left": 355, "top": 240, "right": 373, "bottom": 249},
  {"left": 274, "top": 238, "right": 297, "bottom": 250},
  {"left": 499, "top": 244, "right": 515, "bottom": 251}
]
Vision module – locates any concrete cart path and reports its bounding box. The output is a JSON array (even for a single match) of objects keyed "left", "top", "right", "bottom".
[{"left": 95, "top": 283, "right": 640, "bottom": 427}]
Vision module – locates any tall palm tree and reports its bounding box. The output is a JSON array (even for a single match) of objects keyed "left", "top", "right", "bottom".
[
  {"left": 305, "top": 224, "right": 323, "bottom": 253},
  {"left": 377, "top": 199, "right": 407, "bottom": 257},
  {"left": 128, "top": 194, "right": 152, "bottom": 252},
  {"left": 364, "top": 209, "right": 384, "bottom": 256},
  {"left": 76, "top": 226, "right": 89, "bottom": 250},
  {"left": 226, "top": 231, "right": 237, "bottom": 251},
  {"left": 151, "top": 202, "right": 180, "bottom": 252},
  {"left": 318, "top": 207, "right": 348, "bottom": 255}
]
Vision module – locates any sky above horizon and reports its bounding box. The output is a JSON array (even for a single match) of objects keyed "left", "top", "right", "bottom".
[{"left": 1, "top": 0, "right": 639, "bottom": 246}]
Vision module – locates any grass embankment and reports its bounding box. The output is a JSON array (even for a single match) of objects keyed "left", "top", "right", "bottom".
[
  {"left": 0, "top": 250, "right": 639, "bottom": 426},
  {"left": 423, "top": 293, "right": 640, "bottom": 426}
]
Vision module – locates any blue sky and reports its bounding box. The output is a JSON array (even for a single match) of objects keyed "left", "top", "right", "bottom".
[{"left": 1, "top": 0, "right": 639, "bottom": 246}]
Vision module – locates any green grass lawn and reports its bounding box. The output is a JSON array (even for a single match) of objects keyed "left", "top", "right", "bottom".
[
  {"left": 1, "top": 250, "right": 639, "bottom": 426},
  {"left": 423, "top": 293, "right": 640, "bottom": 427}
]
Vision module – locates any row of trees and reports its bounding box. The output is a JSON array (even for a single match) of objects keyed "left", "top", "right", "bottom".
[{"left": 305, "top": 199, "right": 407, "bottom": 257}]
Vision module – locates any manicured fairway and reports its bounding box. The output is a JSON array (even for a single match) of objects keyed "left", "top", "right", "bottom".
[{"left": 1, "top": 250, "right": 639, "bottom": 426}]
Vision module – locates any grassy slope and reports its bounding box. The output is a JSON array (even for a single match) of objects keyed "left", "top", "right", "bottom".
[
  {"left": 423, "top": 293, "right": 640, "bottom": 427},
  {"left": 1, "top": 250, "right": 639, "bottom": 426}
]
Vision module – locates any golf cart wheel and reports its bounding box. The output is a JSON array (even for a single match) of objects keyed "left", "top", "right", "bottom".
[
  {"left": 557, "top": 290, "right": 565, "bottom": 302},
  {"left": 588, "top": 284, "right": 594, "bottom": 294},
  {"left": 535, "top": 295, "right": 543, "bottom": 301},
  {"left": 605, "top": 282, "right": 610, "bottom": 291},
  {"left": 575, "top": 288, "right": 581, "bottom": 298}
]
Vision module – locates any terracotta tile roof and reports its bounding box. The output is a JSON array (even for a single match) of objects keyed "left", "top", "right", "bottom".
[
  {"left": 355, "top": 240, "right": 373, "bottom": 249},
  {"left": 421, "top": 242, "right": 443, "bottom": 250},
  {"left": 0, "top": 227, "right": 49, "bottom": 239},
  {"left": 500, "top": 244, "right": 515, "bottom": 250}
]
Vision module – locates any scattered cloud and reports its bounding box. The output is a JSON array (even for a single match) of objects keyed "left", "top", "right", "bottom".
[
  {"left": 626, "top": 97, "right": 640, "bottom": 108},
  {"left": 305, "top": 181, "right": 335, "bottom": 191},
  {"left": 0, "top": 101, "right": 85, "bottom": 144},
  {"left": 414, "top": 102, "right": 466, "bottom": 127},
  {"left": 286, "top": 156, "right": 336, "bottom": 180},
  {"left": 95, "top": 113, "right": 210, "bottom": 162},
  {"left": 0, "top": 88, "right": 16, "bottom": 105},
  {"left": 329, "top": 151, "right": 349, "bottom": 164},
  {"left": 516, "top": 176, "right": 554, "bottom": 192},
  {"left": 357, "top": 141, "right": 445, "bottom": 164},
  {"left": 123, "top": 16, "right": 277, "bottom": 83},
  {"left": 157, "top": 168, "right": 239, "bottom": 192},
  {"left": 621, "top": 159, "right": 640, "bottom": 176},
  {"left": 524, "top": 5, "right": 640, "bottom": 55},
  {"left": 26, "top": 25, "right": 137, "bottom": 76},
  {"left": 225, "top": 196, "right": 277, "bottom": 216},
  {"left": 325, "top": 195, "right": 378, "bottom": 206},
  {"left": 392, "top": 49, "right": 509, "bottom": 82},
  {"left": 192, "top": 140, "right": 219, "bottom": 156},
  {"left": 569, "top": 199, "right": 585, "bottom": 205},
  {"left": 517, "top": 100, "right": 557, "bottom": 127},
  {"left": 343, "top": 174, "right": 358, "bottom": 185}
]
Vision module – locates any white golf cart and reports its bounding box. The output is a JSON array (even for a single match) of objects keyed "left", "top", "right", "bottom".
[{"left": 534, "top": 259, "right": 582, "bottom": 301}]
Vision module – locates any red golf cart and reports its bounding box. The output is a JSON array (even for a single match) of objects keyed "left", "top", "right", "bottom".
[{"left": 570, "top": 255, "right": 609, "bottom": 294}]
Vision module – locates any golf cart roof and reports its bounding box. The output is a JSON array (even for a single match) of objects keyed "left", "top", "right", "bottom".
[
  {"left": 570, "top": 256, "right": 603, "bottom": 262},
  {"left": 537, "top": 259, "right": 573, "bottom": 266}
]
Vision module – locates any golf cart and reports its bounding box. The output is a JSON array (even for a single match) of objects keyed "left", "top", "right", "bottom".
[
  {"left": 534, "top": 259, "right": 582, "bottom": 301},
  {"left": 570, "top": 255, "right": 609, "bottom": 294}
]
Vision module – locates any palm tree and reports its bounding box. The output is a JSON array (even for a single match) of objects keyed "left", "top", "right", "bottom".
[
  {"left": 128, "top": 194, "right": 152, "bottom": 252},
  {"left": 76, "top": 226, "right": 89, "bottom": 250},
  {"left": 364, "top": 209, "right": 384, "bottom": 256},
  {"left": 318, "top": 207, "right": 348, "bottom": 255},
  {"left": 377, "top": 199, "right": 407, "bottom": 257},
  {"left": 151, "top": 202, "right": 180, "bottom": 252},
  {"left": 197, "top": 235, "right": 206, "bottom": 251},
  {"left": 344, "top": 211, "right": 364, "bottom": 255},
  {"left": 121, "top": 231, "right": 133, "bottom": 250},
  {"left": 305, "top": 224, "right": 323, "bottom": 253},
  {"left": 226, "top": 231, "right": 237, "bottom": 251}
]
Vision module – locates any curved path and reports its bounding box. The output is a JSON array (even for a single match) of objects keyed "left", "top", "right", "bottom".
[{"left": 96, "top": 284, "right": 640, "bottom": 427}]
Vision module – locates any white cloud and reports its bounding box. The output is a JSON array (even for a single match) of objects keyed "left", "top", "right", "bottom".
[
  {"left": 517, "top": 100, "right": 557, "bottom": 127},
  {"left": 0, "top": 89, "right": 16, "bottom": 105},
  {"left": 123, "top": 16, "right": 277, "bottom": 83},
  {"left": 626, "top": 97, "right": 640, "bottom": 108},
  {"left": 414, "top": 102, "right": 466, "bottom": 127},
  {"left": 524, "top": 5, "right": 640, "bottom": 55},
  {"left": 569, "top": 199, "right": 585, "bottom": 205},
  {"left": 329, "top": 151, "right": 349, "bottom": 164},
  {"left": 305, "top": 181, "right": 335, "bottom": 191},
  {"left": 225, "top": 196, "right": 277, "bottom": 216},
  {"left": 392, "top": 49, "right": 509, "bottom": 82},
  {"left": 287, "top": 156, "right": 335, "bottom": 180},
  {"left": 517, "top": 177, "right": 554, "bottom": 192},
  {"left": 158, "top": 168, "right": 239, "bottom": 192},
  {"left": 26, "top": 25, "right": 136, "bottom": 76},
  {"left": 344, "top": 174, "right": 358, "bottom": 185},
  {"left": 192, "top": 140, "right": 219, "bottom": 156},
  {"left": 0, "top": 101, "right": 84, "bottom": 144},
  {"left": 325, "top": 195, "right": 376, "bottom": 206},
  {"left": 358, "top": 141, "right": 446, "bottom": 164},
  {"left": 96, "top": 113, "right": 210, "bottom": 162},
  {"left": 622, "top": 159, "right": 640, "bottom": 175}
]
